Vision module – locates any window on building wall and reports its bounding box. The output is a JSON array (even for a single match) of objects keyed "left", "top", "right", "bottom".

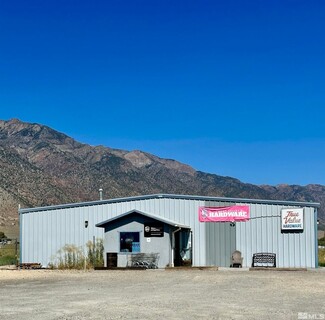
[{"left": 120, "top": 232, "right": 140, "bottom": 253}]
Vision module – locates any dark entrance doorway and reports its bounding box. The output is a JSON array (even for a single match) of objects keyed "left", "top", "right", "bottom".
[{"left": 174, "top": 229, "right": 192, "bottom": 267}]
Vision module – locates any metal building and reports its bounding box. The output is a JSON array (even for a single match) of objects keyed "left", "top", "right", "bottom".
[{"left": 19, "top": 194, "right": 320, "bottom": 268}]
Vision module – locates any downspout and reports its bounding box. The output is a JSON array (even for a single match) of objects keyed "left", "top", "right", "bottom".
[
  {"left": 19, "top": 205, "right": 22, "bottom": 269},
  {"left": 315, "top": 208, "right": 318, "bottom": 268},
  {"left": 171, "top": 227, "right": 181, "bottom": 268},
  {"left": 190, "top": 230, "right": 193, "bottom": 266}
]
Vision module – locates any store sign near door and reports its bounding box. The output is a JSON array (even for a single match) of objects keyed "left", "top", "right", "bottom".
[
  {"left": 281, "top": 208, "right": 304, "bottom": 231},
  {"left": 199, "top": 206, "right": 250, "bottom": 222},
  {"left": 144, "top": 223, "right": 164, "bottom": 237}
]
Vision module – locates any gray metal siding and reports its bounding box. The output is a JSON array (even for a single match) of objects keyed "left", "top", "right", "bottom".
[
  {"left": 205, "top": 222, "right": 236, "bottom": 267},
  {"left": 103, "top": 216, "right": 171, "bottom": 268},
  {"left": 236, "top": 204, "right": 316, "bottom": 268},
  {"left": 20, "top": 196, "right": 317, "bottom": 268},
  {"left": 204, "top": 201, "right": 236, "bottom": 267},
  {"left": 21, "top": 206, "right": 106, "bottom": 266},
  {"left": 21, "top": 197, "right": 207, "bottom": 267}
]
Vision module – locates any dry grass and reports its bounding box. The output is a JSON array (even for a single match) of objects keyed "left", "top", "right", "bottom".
[{"left": 319, "top": 248, "right": 325, "bottom": 267}]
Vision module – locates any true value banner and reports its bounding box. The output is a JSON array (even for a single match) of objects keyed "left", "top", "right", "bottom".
[{"left": 198, "top": 205, "right": 250, "bottom": 222}]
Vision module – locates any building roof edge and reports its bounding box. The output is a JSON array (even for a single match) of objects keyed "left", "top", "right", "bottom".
[{"left": 19, "top": 193, "right": 321, "bottom": 214}]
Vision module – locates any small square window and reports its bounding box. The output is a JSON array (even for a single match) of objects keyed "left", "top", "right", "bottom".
[{"left": 120, "top": 232, "right": 140, "bottom": 253}]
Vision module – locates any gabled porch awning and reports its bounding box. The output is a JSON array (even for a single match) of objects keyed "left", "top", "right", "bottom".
[{"left": 96, "top": 209, "right": 190, "bottom": 229}]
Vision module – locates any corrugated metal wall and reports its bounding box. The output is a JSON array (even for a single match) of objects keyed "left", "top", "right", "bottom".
[
  {"left": 204, "top": 201, "right": 236, "bottom": 267},
  {"left": 21, "top": 197, "right": 208, "bottom": 267},
  {"left": 20, "top": 196, "right": 317, "bottom": 268},
  {"left": 235, "top": 203, "right": 316, "bottom": 268}
]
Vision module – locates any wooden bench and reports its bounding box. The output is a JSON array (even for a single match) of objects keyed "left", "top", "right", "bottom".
[{"left": 252, "top": 253, "right": 276, "bottom": 268}]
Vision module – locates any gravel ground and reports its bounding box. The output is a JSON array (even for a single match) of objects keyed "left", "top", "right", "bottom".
[{"left": 0, "top": 268, "right": 324, "bottom": 320}]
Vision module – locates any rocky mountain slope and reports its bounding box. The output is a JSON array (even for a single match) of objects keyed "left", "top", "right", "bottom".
[{"left": 0, "top": 118, "right": 324, "bottom": 232}]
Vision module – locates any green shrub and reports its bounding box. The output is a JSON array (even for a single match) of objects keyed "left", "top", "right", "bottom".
[
  {"left": 0, "top": 231, "right": 7, "bottom": 239},
  {"left": 0, "top": 255, "right": 17, "bottom": 266},
  {"left": 319, "top": 248, "right": 325, "bottom": 267},
  {"left": 86, "top": 238, "right": 104, "bottom": 268},
  {"left": 0, "top": 240, "right": 18, "bottom": 266},
  {"left": 318, "top": 236, "right": 325, "bottom": 247}
]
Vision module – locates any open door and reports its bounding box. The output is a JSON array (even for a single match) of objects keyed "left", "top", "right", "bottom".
[{"left": 174, "top": 229, "right": 192, "bottom": 267}]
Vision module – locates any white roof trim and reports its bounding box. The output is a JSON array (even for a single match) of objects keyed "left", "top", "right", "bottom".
[{"left": 96, "top": 209, "right": 190, "bottom": 229}]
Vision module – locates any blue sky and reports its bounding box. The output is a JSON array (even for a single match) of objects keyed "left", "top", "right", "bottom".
[{"left": 1, "top": 0, "right": 325, "bottom": 186}]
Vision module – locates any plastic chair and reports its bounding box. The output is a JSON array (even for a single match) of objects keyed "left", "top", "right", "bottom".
[{"left": 230, "top": 250, "right": 243, "bottom": 268}]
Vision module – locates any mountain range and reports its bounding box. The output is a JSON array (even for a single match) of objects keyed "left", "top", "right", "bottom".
[{"left": 0, "top": 118, "right": 324, "bottom": 235}]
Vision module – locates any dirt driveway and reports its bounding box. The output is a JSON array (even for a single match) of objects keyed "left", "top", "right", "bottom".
[{"left": 0, "top": 268, "right": 324, "bottom": 320}]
